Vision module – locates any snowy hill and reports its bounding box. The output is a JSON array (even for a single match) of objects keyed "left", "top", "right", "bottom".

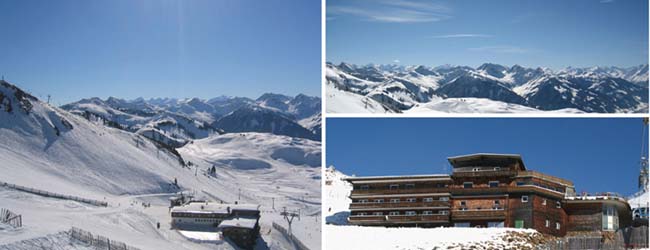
[
  {"left": 1, "top": 81, "right": 322, "bottom": 249},
  {"left": 326, "top": 62, "right": 649, "bottom": 113}
]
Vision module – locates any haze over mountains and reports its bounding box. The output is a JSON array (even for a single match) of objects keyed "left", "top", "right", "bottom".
[
  {"left": 326, "top": 62, "right": 649, "bottom": 113},
  {"left": 61, "top": 91, "right": 322, "bottom": 147}
]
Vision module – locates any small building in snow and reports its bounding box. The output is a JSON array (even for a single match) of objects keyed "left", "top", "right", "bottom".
[{"left": 170, "top": 202, "right": 260, "bottom": 249}]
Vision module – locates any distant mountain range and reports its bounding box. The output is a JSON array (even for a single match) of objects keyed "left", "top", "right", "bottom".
[
  {"left": 61, "top": 91, "right": 321, "bottom": 146},
  {"left": 326, "top": 62, "right": 648, "bottom": 113}
]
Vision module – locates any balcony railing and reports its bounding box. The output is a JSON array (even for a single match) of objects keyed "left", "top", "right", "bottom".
[
  {"left": 349, "top": 214, "right": 450, "bottom": 223},
  {"left": 517, "top": 171, "right": 573, "bottom": 186},
  {"left": 387, "top": 214, "right": 449, "bottom": 223},
  {"left": 452, "top": 170, "right": 517, "bottom": 178},
  {"left": 451, "top": 209, "right": 506, "bottom": 220},
  {"left": 350, "top": 187, "right": 449, "bottom": 195},
  {"left": 349, "top": 201, "right": 450, "bottom": 210}
]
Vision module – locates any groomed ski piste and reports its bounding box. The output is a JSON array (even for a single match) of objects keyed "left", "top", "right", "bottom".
[
  {"left": 324, "top": 167, "right": 560, "bottom": 250},
  {"left": 0, "top": 81, "right": 321, "bottom": 250}
]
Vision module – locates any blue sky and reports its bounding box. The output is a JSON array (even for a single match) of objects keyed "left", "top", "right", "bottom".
[
  {"left": 326, "top": 118, "right": 648, "bottom": 196},
  {"left": 327, "top": 0, "right": 649, "bottom": 69},
  {"left": 0, "top": 0, "right": 320, "bottom": 105}
]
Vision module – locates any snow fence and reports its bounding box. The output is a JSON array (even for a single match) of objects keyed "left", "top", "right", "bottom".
[
  {"left": 1, "top": 181, "right": 107, "bottom": 207},
  {"left": 272, "top": 222, "right": 310, "bottom": 250},
  {"left": 70, "top": 227, "right": 141, "bottom": 250},
  {"left": 0, "top": 208, "right": 21, "bottom": 228}
]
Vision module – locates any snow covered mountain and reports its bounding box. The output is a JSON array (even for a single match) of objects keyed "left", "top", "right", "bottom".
[
  {"left": 326, "top": 62, "right": 648, "bottom": 113},
  {"left": 0, "top": 81, "right": 322, "bottom": 249},
  {"left": 62, "top": 93, "right": 322, "bottom": 145},
  {"left": 212, "top": 104, "right": 320, "bottom": 141}
]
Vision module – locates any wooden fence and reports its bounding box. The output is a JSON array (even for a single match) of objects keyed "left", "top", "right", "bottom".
[
  {"left": 272, "top": 222, "right": 310, "bottom": 250},
  {"left": 0, "top": 181, "right": 107, "bottom": 207},
  {"left": 69, "top": 227, "right": 141, "bottom": 250},
  {"left": 538, "top": 228, "right": 649, "bottom": 250},
  {"left": 0, "top": 208, "right": 21, "bottom": 228}
]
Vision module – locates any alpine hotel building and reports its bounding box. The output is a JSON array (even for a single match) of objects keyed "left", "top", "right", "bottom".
[{"left": 346, "top": 154, "right": 632, "bottom": 237}]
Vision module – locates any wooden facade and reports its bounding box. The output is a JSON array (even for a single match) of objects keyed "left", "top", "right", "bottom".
[{"left": 346, "top": 153, "right": 632, "bottom": 237}]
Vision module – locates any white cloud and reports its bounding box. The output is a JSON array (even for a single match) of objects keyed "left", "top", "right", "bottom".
[
  {"left": 433, "top": 34, "right": 493, "bottom": 39},
  {"left": 393, "top": 59, "right": 401, "bottom": 63},
  {"left": 467, "top": 46, "right": 529, "bottom": 54},
  {"left": 327, "top": 0, "right": 451, "bottom": 23},
  {"left": 600, "top": 0, "right": 615, "bottom": 3}
]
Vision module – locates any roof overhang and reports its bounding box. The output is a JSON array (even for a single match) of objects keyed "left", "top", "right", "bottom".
[{"left": 448, "top": 153, "right": 526, "bottom": 170}]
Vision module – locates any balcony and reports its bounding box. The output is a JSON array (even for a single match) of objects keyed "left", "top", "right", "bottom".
[
  {"left": 350, "top": 187, "right": 449, "bottom": 196},
  {"left": 451, "top": 186, "right": 509, "bottom": 196},
  {"left": 349, "top": 201, "right": 450, "bottom": 210},
  {"left": 451, "top": 209, "right": 506, "bottom": 220},
  {"left": 516, "top": 171, "right": 573, "bottom": 186},
  {"left": 452, "top": 170, "right": 517, "bottom": 178},
  {"left": 348, "top": 214, "right": 450, "bottom": 224},
  {"left": 387, "top": 214, "right": 450, "bottom": 223}
]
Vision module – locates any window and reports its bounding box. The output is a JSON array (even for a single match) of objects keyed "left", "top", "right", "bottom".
[
  {"left": 358, "top": 212, "right": 367, "bottom": 216},
  {"left": 374, "top": 199, "right": 384, "bottom": 203},
  {"left": 515, "top": 220, "right": 524, "bottom": 228},
  {"left": 556, "top": 201, "right": 561, "bottom": 208},
  {"left": 406, "top": 198, "right": 417, "bottom": 203},
  {"left": 423, "top": 211, "right": 433, "bottom": 215},
  {"left": 521, "top": 196, "right": 529, "bottom": 203},
  {"left": 389, "top": 211, "right": 399, "bottom": 216},
  {"left": 373, "top": 212, "right": 383, "bottom": 216},
  {"left": 493, "top": 200, "right": 501, "bottom": 209},
  {"left": 516, "top": 181, "right": 525, "bottom": 186},
  {"left": 556, "top": 222, "right": 561, "bottom": 230},
  {"left": 359, "top": 199, "right": 368, "bottom": 203},
  {"left": 405, "top": 184, "right": 415, "bottom": 189},
  {"left": 494, "top": 167, "right": 501, "bottom": 171},
  {"left": 472, "top": 167, "right": 480, "bottom": 172},
  {"left": 489, "top": 181, "right": 499, "bottom": 188},
  {"left": 423, "top": 197, "right": 434, "bottom": 202},
  {"left": 389, "top": 184, "right": 399, "bottom": 190},
  {"left": 455, "top": 222, "right": 470, "bottom": 227},
  {"left": 360, "top": 185, "right": 369, "bottom": 190},
  {"left": 439, "top": 210, "right": 449, "bottom": 215},
  {"left": 545, "top": 220, "right": 550, "bottom": 227},
  {"left": 439, "top": 197, "right": 449, "bottom": 201},
  {"left": 463, "top": 182, "right": 473, "bottom": 188},
  {"left": 390, "top": 198, "right": 400, "bottom": 203},
  {"left": 542, "top": 199, "right": 547, "bottom": 206},
  {"left": 460, "top": 201, "right": 467, "bottom": 206},
  {"left": 405, "top": 211, "right": 416, "bottom": 216}
]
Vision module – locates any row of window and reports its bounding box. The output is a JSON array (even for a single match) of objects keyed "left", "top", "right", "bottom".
[
  {"left": 356, "top": 210, "right": 449, "bottom": 216},
  {"left": 462, "top": 181, "right": 500, "bottom": 188},
  {"left": 356, "top": 197, "right": 449, "bottom": 203},
  {"left": 174, "top": 218, "right": 222, "bottom": 223},
  {"left": 521, "top": 196, "right": 562, "bottom": 208},
  {"left": 545, "top": 219, "right": 561, "bottom": 230}
]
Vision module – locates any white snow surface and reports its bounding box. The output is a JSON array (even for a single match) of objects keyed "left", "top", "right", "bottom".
[
  {"left": 325, "top": 84, "right": 391, "bottom": 114},
  {"left": 407, "top": 98, "right": 585, "bottom": 114},
  {"left": 0, "top": 82, "right": 321, "bottom": 249}
]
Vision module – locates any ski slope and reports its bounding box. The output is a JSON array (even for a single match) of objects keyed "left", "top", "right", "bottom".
[{"left": 0, "top": 81, "right": 321, "bottom": 249}]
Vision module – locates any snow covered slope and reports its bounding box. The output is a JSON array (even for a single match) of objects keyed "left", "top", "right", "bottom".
[
  {"left": 407, "top": 98, "right": 584, "bottom": 114},
  {"left": 0, "top": 80, "right": 185, "bottom": 196},
  {"left": 324, "top": 167, "right": 351, "bottom": 225},
  {"left": 1, "top": 81, "right": 322, "bottom": 249}
]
